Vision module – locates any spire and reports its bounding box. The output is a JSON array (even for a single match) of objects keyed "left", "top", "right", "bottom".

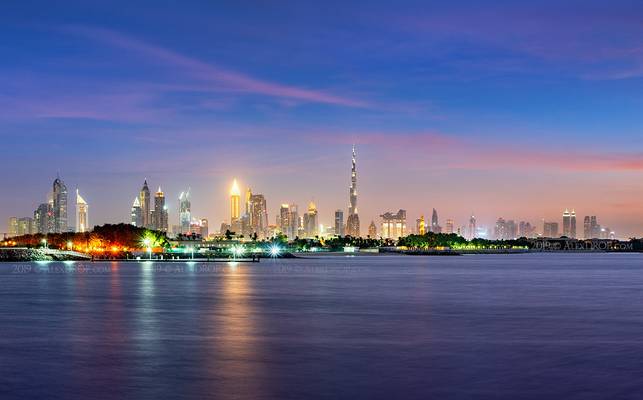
[
  {"left": 230, "top": 179, "right": 240, "bottom": 196},
  {"left": 76, "top": 188, "right": 87, "bottom": 205},
  {"left": 132, "top": 197, "right": 140, "bottom": 207}
]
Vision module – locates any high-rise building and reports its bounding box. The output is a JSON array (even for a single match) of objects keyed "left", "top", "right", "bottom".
[
  {"left": 430, "top": 209, "right": 440, "bottom": 233},
  {"left": 380, "top": 209, "right": 407, "bottom": 239},
  {"left": 543, "top": 222, "right": 559, "bottom": 238},
  {"left": 468, "top": 215, "right": 477, "bottom": 240},
  {"left": 494, "top": 217, "right": 507, "bottom": 240},
  {"left": 303, "top": 201, "right": 319, "bottom": 238},
  {"left": 230, "top": 179, "right": 241, "bottom": 224},
  {"left": 334, "top": 209, "right": 345, "bottom": 236},
  {"left": 417, "top": 215, "right": 426, "bottom": 235},
  {"left": 346, "top": 145, "right": 360, "bottom": 237},
  {"left": 279, "top": 204, "right": 298, "bottom": 240},
  {"left": 583, "top": 216, "right": 591, "bottom": 239},
  {"left": 562, "top": 209, "right": 577, "bottom": 238},
  {"left": 368, "top": 221, "right": 377, "bottom": 238},
  {"left": 76, "top": 189, "right": 89, "bottom": 233},
  {"left": 519, "top": 221, "right": 536, "bottom": 238},
  {"left": 140, "top": 180, "right": 151, "bottom": 228},
  {"left": 179, "top": 190, "right": 191, "bottom": 234},
  {"left": 586, "top": 216, "right": 601, "bottom": 239},
  {"left": 34, "top": 203, "right": 52, "bottom": 234},
  {"left": 445, "top": 219, "right": 454, "bottom": 234},
  {"left": 13, "top": 217, "right": 34, "bottom": 236},
  {"left": 131, "top": 197, "right": 142, "bottom": 227},
  {"left": 7, "top": 217, "right": 18, "bottom": 237},
  {"left": 53, "top": 176, "right": 68, "bottom": 233},
  {"left": 152, "top": 187, "right": 168, "bottom": 232},
  {"left": 248, "top": 193, "right": 268, "bottom": 239}
]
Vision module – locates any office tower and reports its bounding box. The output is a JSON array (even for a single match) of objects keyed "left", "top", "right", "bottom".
[
  {"left": 200, "top": 219, "right": 209, "bottom": 238},
  {"left": 279, "top": 204, "right": 298, "bottom": 240},
  {"left": 303, "top": 201, "right": 319, "bottom": 238},
  {"left": 76, "top": 189, "right": 89, "bottom": 233},
  {"left": 430, "top": 209, "right": 441, "bottom": 233},
  {"left": 590, "top": 216, "right": 601, "bottom": 239},
  {"left": 583, "top": 216, "right": 591, "bottom": 239},
  {"left": 334, "top": 209, "right": 345, "bottom": 236},
  {"left": 368, "top": 221, "right": 377, "bottom": 238},
  {"left": 152, "top": 187, "right": 168, "bottom": 232},
  {"left": 179, "top": 190, "right": 191, "bottom": 234},
  {"left": 7, "top": 217, "right": 18, "bottom": 237},
  {"left": 249, "top": 193, "right": 268, "bottom": 239},
  {"left": 245, "top": 188, "right": 252, "bottom": 215},
  {"left": 494, "top": 218, "right": 507, "bottom": 240},
  {"left": 468, "top": 215, "right": 477, "bottom": 240},
  {"left": 417, "top": 215, "right": 426, "bottom": 235},
  {"left": 543, "top": 222, "right": 559, "bottom": 238},
  {"left": 346, "top": 145, "right": 360, "bottom": 237},
  {"left": 53, "top": 176, "right": 68, "bottom": 233},
  {"left": 562, "top": 209, "right": 577, "bottom": 238},
  {"left": 445, "top": 219, "right": 454, "bottom": 234},
  {"left": 230, "top": 179, "right": 241, "bottom": 224},
  {"left": 380, "top": 209, "right": 407, "bottom": 239},
  {"left": 131, "top": 197, "right": 142, "bottom": 227},
  {"left": 34, "top": 203, "right": 52, "bottom": 234},
  {"left": 140, "top": 180, "right": 151, "bottom": 228},
  {"left": 519, "top": 221, "right": 536, "bottom": 238},
  {"left": 506, "top": 220, "right": 517, "bottom": 239}
]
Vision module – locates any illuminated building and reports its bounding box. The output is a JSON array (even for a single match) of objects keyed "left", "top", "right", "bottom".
[
  {"left": 380, "top": 209, "right": 406, "bottom": 239},
  {"left": 431, "top": 209, "right": 441, "bottom": 233},
  {"left": 417, "top": 215, "right": 426, "bottom": 235},
  {"left": 334, "top": 209, "right": 344, "bottom": 236},
  {"left": 583, "top": 216, "right": 591, "bottom": 239},
  {"left": 584, "top": 216, "right": 601, "bottom": 239},
  {"left": 230, "top": 179, "right": 241, "bottom": 224},
  {"left": 562, "top": 209, "right": 577, "bottom": 238},
  {"left": 494, "top": 217, "right": 507, "bottom": 240},
  {"left": 445, "top": 219, "right": 454, "bottom": 234},
  {"left": 543, "top": 222, "right": 559, "bottom": 238},
  {"left": 75, "top": 189, "right": 89, "bottom": 233},
  {"left": 34, "top": 203, "right": 52, "bottom": 234},
  {"left": 248, "top": 192, "right": 268, "bottom": 239},
  {"left": 139, "top": 179, "right": 151, "bottom": 228},
  {"left": 131, "top": 197, "right": 142, "bottom": 227},
  {"left": 346, "top": 145, "right": 360, "bottom": 237},
  {"left": 368, "top": 220, "right": 377, "bottom": 238},
  {"left": 519, "top": 221, "right": 536, "bottom": 238},
  {"left": 303, "top": 201, "right": 319, "bottom": 238},
  {"left": 179, "top": 189, "right": 191, "bottom": 234},
  {"left": 53, "top": 176, "right": 68, "bottom": 233},
  {"left": 151, "top": 187, "right": 168, "bottom": 232},
  {"left": 468, "top": 215, "right": 477, "bottom": 240},
  {"left": 279, "top": 204, "right": 299, "bottom": 240},
  {"left": 7, "top": 217, "right": 17, "bottom": 237}
]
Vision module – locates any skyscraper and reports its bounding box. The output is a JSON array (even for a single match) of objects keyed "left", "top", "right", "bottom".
[
  {"left": 303, "top": 201, "right": 319, "bottom": 238},
  {"left": 544, "top": 222, "right": 559, "bottom": 238},
  {"left": 249, "top": 193, "right": 268, "bottom": 239},
  {"left": 179, "top": 189, "right": 191, "bottom": 234},
  {"left": 562, "top": 209, "right": 576, "bottom": 238},
  {"left": 346, "top": 145, "right": 360, "bottom": 237},
  {"left": 417, "top": 215, "right": 426, "bottom": 235},
  {"left": 380, "top": 209, "right": 407, "bottom": 239},
  {"left": 230, "top": 179, "right": 241, "bottom": 223},
  {"left": 76, "top": 189, "right": 89, "bottom": 233},
  {"left": 140, "top": 180, "right": 151, "bottom": 228},
  {"left": 368, "top": 221, "right": 377, "bottom": 238},
  {"left": 445, "top": 219, "right": 454, "bottom": 234},
  {"left": 334, "top": 209, "right": 345, "bottom": 236},
  {"left": 279, "top": 204, "right": 298, "bottom": 240},
  {"left": 53, "top": 176, "right": 68, "bottom": 233},
  {"left": 131, "top": 197, "right": 142, "bottom": 227},
  {"left": 152, "top": 187, "right": 168, "bottom": 232},
  {"left": 34, "top": 203, "right": 52, "bottom": 234},
  {"left": 570, "top": 210, "right": 577, "bottom": 238},
  {"left": 468, "top": 215, "right": 477, "bottom": 240},
  {"left": 431, "top": 209, "right": 440, "bottom": 233},
  {"left": 583, "top": 216, "right": 591, "bottom": 239}
]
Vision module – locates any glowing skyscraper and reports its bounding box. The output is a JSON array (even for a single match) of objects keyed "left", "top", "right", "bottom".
[
  {"left": 140, "top": 179, "right": 151, "bottom": 228},
  {"left": 179, "top": 189, "right": 191, "bottom": 234},
  {"left": 76, "top": 189, "right": 89, "bottom": 233},
  {"left": 230, "top": 179, "right": 241, "bottom": 223},
  {"left": 53, "top": 176, "right": 68, "bottom": 233},
  {"left": 131, "top": 197, "right": 142, "bottom": 227},
  {"left": 346, "top": 145, "right": 360, "bottom": 237}
]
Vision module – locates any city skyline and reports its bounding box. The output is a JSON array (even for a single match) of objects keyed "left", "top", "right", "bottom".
[{"left": 1, "top": 1, "right": 643, "bottom": 236}]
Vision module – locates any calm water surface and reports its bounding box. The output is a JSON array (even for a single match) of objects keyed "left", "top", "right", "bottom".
[{"left": 1, "top": 254, "right": 643, "bottom": 399}]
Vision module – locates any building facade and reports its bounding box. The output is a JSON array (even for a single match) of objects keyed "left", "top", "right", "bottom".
[
  {"left": 76, "top": 189, "right": 89, "bottom": 233},
  {"left": 53, "top": 176, "right": 68, "bottom": 233},
  {"left": 380, "top": 209, "right": 407, "bottom": 239},
  {"left": 346, "top": 145, "right": 360, "bottom": 237}
]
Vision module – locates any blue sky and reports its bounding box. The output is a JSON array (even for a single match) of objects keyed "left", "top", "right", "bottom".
[{"left": 2, "top": 0, "right": 643, "bottom": 236}]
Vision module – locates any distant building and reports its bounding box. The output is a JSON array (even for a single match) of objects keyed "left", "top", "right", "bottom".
[
  {"left": 230, "top": 179, "right": 240, "bottom": 224},
  {"left": 543, "top": 222, "right": 559, "bottom": 238},
  {"left": 494, "top": 217, "right": 507, "bottom": 240},
  {"left": 417, "top": 215, "right": 426, "bottom": 235},
  {"left": 445, "top": 219, "right": 454, "bottom": 234},
  {"left": 76, "top": 189, "right": 89, "bottom": 233},
  {"left": 131, "top": 197, "right": 142, "bottom": 227},
  {"left": 380, "top": 209, "right": 407, "bottom": 239},
  {"left": 468, "top": 215, "right": 477, "bottom": 240},
  {"left": 303, "top": 201, "right": 319, "bottom": 238},
  {"left": 151, "top": 187, "right": 168, "bottom": 232},
  {"left": 179, "top": 190, "right": 191, "bottom": 234},
  {"left": 334, "top": 210, "right": 345, "bottom": 236},
  {"left": 7, "top": 217, "right": 18, "bottom": 237},
  {"left": 519, "top": 221, "right": 536, "bottom": 238},
  {"left": 562, "top": 209, "right": 577, "bottom": 238},
  {"left": 140, "top": 180, "right": 151, "bottom": 229},
  {"left": 430, "top": 209, "right": 441, "bottom": 233},
  {"left": 248, "top": 192, "right": 268, "bottom": 239},
  {"left": 279, "top": 204, "right": 299, "bottom": 240},
  {"left": 53, "top": 176, "right": 68, "bottom": 233},
  {"left": 368, "top": 220, "right": 377, "bottom": 238},
  {"left": 16, "top": 217, "right": 34, "bottom": 236},
  {"left": 34, "top": 203, "right": 52, "bottom": 234},
  {"left": 346, "top": 145, "right": 360, "bottom": 237}
]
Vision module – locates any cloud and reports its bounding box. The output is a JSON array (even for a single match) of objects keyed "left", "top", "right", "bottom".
[{"left": 65, "top": 26, "right": 368, "bottom": 108}]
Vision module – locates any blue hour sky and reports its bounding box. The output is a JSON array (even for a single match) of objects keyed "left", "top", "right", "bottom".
[{"left": 1, "top": 0, "right": 643, "bottom": 237}]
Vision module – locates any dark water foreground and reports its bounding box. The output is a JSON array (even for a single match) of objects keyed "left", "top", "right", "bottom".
[{"left": 1, "top": 254, "right": 642, "bottom": 400}]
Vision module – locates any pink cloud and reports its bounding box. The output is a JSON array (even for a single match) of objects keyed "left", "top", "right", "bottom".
[{"left": 66, "top": 26, "right": 368, "bottom": 108}]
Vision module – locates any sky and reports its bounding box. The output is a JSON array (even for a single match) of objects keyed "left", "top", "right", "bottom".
[{"left": 1, "top": 0, "right": 643, "bottom": 237}]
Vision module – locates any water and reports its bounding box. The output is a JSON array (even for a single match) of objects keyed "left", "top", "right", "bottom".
[{"left": 1, "top": 254, "right": 643, "bottom": 399}]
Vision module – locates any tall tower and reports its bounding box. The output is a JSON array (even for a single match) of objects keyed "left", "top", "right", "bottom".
[
  {"left": 76, "top": 189, "right": 89, "bottom": 233},
  {"left": 346, "top": 145, "right": 360, "bottom": 237},
  {"left": 152, "top": 187, "right": 168, "bottom": 232},
  {"left": 140, "top": 180, "right": 151, "bottom": 228},
  {"left": 179, "top": 189, "right": 191, "bottom": 234},
  {"left": 563, "top": 209, "right": 572, "bottom": 237},
  {"left": 570, "top": 209, "right": 577, "bottom": 239},
  {"left": 230, "top": 179, "right": 240, "bottom": 223},
  {"left": 131, "top": 197, "right": 142, "bottom": 227},
  {"left": 53, "top": 176, "right": 68, "bottom": 233},
  {"left": 303, "top": 201, "right": 319, "bottom": 238},
  {"left": 468, "top": 214, "right": 477, "bottom": 240},
  {"left": 431, "top": 209, "right": 439, "bottom": 233},
  {"left": 418, "top": 215, "right": 426, "bottom": 235}
]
